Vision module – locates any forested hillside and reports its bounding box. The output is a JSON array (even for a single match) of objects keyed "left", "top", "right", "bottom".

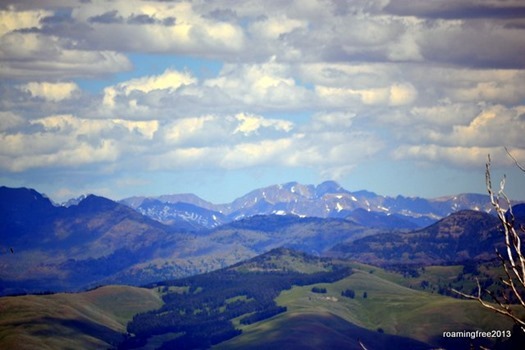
[{"left": 121, "top": 248, "right": 352, "bottom": 349}]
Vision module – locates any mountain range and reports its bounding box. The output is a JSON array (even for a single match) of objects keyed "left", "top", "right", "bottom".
[
  {"left": 0, "top": 183, "right": 521, "bottom": 296},
  {"left": 120, "top": 180, "right": 496, "bottom": 229}
]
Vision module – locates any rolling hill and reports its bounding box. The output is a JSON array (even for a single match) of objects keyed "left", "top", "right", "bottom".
[
  {"left": 221, "top": 265, "right": 515, "bottom": 350},
  {"left": 0, "top": 285, "right": 162, "bottom": 350},
  {"left": 1, "top": 248, "right": 521, "bottom": 349}
]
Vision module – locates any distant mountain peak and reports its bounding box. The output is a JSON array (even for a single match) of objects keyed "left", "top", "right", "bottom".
[
  {"left": 116, "top": 181, "right": 502, "bottom": 228},
  {"left": 315, "top": 180, "right": 345, "bottom": 196},
  {"left": 0, "top": 186, "right": 55, "bottom": 211},
  {"left": 76, "top": 194, "right": 119, "bottom": 211}
]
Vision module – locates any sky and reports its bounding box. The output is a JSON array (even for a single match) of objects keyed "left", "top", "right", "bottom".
[{"left": 1, "top": 0, "right": 525, "bottom": 204}]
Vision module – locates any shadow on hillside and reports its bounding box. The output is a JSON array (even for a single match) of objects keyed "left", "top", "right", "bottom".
[
  {"left": 32, "top": 317, "right": 123, "bottom": 347},
  {"left": 219, "top": 311, "right": 432, "bottom": 350}
]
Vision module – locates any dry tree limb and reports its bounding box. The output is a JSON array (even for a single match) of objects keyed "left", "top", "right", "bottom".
[
  {"left": 505, "top": 147, "right": 525, "bottom": 173},
  {"left": 453, "top": 153, "right": 525, "bottom": 333},
  {"left": 452, "top": 279, "right": 525, "bottom": 330}
]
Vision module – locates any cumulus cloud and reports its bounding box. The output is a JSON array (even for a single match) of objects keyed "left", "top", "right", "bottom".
[
  {"left": 431, "top": 105, "right": 525, "bottom": 148},
  {"left": 203, "top": 59, "right": 313, "bottom": 110},
  {"left": 0, "top": 8, "right": 49, "bottom": 35},
  {"left": 392, "top": 104, "right": 525, "bottom": 167},
  {"left": 69, "top": 0, "right": 245, "bottom": 55},
  {"left": 0, "top": 114, "right": 159, "bottom": 172},
  {"left": 315, "top": 81, "right": 417, "bottom": 107},
  {"left": 19, "top": 82, "right": 79, "bottom": 102},
  {"left": 233, "top": 113, "right": 293, "bottom": 135},
  {"left": 0, "top": 32, "right": 132, "bottom": 79},
  {"left": 146, "top": 111, "right": 382, "bottom": 177},
  {"left": 103, "top": 68, "right": 197, "bottom": 108},
  {"left": 393, "top": 144, "right": 498, "bottom": 168}
]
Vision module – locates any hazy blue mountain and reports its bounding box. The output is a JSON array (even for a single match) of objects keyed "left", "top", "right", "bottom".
[
  {"left": 120, "top": 181, "right": 496, "bottom": 229},
  {"left": 0, "top": 187, "right": 182, "bottom": 294}
]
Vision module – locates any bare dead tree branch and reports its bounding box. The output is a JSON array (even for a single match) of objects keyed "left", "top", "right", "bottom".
[
  {"left": 506, "top": 147, "right": 525, "bottom": 173},
  {"left": 451, "top": 278, "right": 525, "bottom": 329},
  {"left": 453, "top": 153, "right": 525, "bottom": 333}
]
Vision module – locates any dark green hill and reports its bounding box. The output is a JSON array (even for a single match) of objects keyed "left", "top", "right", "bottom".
[
  {"left": 329, "top": 210, "right": 503, "bottom": 265},
  {"left": 123, "top": 248, "right": 353, "bottom": 349},
  {"left": 207, "top": 215, "right": 378, "bottom": 255}
]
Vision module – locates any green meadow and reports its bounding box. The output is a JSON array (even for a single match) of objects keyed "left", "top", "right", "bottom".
[{"left": 218, "top": 264, "right": 514, "bottom": 349}]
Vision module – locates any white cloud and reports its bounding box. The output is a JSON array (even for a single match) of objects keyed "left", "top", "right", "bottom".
[
  {"left": 19, "top": 82, "right": 79, "bottom": 102},
  {"left": 392, "top": 144, "right": 510, "bottom": 168},
  {"left": 0, "top": 114, "right": 160, "bottom": 172},
  {"left": 386, "top": 20, "right": 424, "bottom": 61},
  {"left": 112, "top": 119, "right": 159, "bottom": 140},
  {"left": 0, "top": 8, "right": 51, "bottom": 36},
  {"left": 119, "top": 70, "right": 196, "bottom": 95},
  {"left": 103, "top": 68, "right": 196, "bottom": 108},
  {"left": 203, "top": 59, "right": 312, "bottom": 109},
  {"left": 308, "top": 112, "right": 355, "bottom": 131},
  {"left": 315, "top": 82, "right": 417, "bottom": 107},
  {"left": 0, "top": 132, "right": 119, "bottom": 172},
  {"left": 249, "top": 15, "right": 307, "bottom": 40},
  {"left": 440, "top": 105, "right": 525, "bottom": 148},
  {"left": 163, "top": 115, "right": 219, "bottom": 146},
  {"left": 70, "top": 0, "right": 245, "bottom": 54},
  {"left": 219, "top": 138, "right": 294, "bottom": 169},
  {"left": 389, "top": 83, "right": 418, "bottom": 106},
  {"left": 233, "top": 113, "right": 293, "bottom": 135},
  {"left": 392, "top": 104, "right": 525, "bottom": 167},
  {"left": 0, "top": 31, "right": 132, "bottom": 79}
]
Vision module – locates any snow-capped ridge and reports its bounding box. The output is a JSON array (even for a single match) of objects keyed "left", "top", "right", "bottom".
[{"left": 119, "top": 181, "right": 499, "bottom": 229}]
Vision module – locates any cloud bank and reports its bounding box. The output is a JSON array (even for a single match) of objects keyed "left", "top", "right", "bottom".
[{"left": 1, "top": 0, "right": 524, "bottom": 200}]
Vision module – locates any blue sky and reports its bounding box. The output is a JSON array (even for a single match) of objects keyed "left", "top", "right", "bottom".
[{"left": 1, "top": 0, "right": 525, "bottom": 203}]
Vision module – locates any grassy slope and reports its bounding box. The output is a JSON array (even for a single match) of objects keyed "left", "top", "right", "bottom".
[
  {"left": 217, "top": 264, "right": 514, "bottom": 349},
  {"left": 0, "top": 285, "right": 162, "bottom": 350}
]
